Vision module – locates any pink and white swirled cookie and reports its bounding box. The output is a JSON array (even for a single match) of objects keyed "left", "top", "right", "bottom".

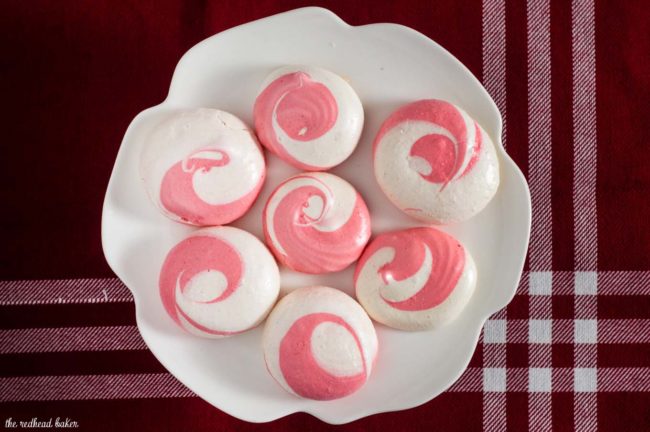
[
  {"left": 254, "top": 65, "right": 364, "bottom": 170},
  {"left": 140, "top": 109, "right": 265, "bottom": 226},
  {"left": 159, "top": 226, "right": 280, "bottom": 338},
  {"left": 354, "top": 228, "right": 477, "bottom": 331},
  {"left": 263, "top": 286, "right": 378, "bottom": 400},
  {"left": 263, "top": 172, "right": 371, "bottom": 274},
  {"left": 373, "top": 99, "right": 500, "bottom": 224}
]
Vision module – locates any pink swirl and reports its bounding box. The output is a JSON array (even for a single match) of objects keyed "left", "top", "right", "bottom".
[
  {"left": 160, "top": 148, "right": 263, "bottom": 226},
  {"left": 354, "top": 228, "right": 465, "bottom": 311},
  {"left": 263, "top": 174, "right": 371, "bottom": 274},
  {"left": 279, "top": 312, "right": 367, "bottom": 400},
  {"left": 373, "top": 99, "right": 481, "bottom": 187},
  {"left": 254, "top": 71, "right": 338, "bottom": 170},
  {"left": 159, "top": 235, "right": 243, "bottom": 335}
]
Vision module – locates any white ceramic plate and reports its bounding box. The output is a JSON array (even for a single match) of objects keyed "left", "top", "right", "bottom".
[{"left": 101, "top": 7, "right": 531, "bottom": 424}]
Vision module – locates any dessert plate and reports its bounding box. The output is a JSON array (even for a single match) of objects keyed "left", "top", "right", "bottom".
[{"left": 101, "top": 7, "right": 531, "bottom": 424}]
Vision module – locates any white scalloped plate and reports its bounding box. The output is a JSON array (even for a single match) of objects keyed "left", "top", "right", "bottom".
[{"left": 101, "top": 7, "right": 531, "bottom": 424}]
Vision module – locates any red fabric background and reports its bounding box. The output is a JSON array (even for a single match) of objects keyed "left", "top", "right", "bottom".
[{"left": 0, "top": 0, "right": 648, "bottom": 430}]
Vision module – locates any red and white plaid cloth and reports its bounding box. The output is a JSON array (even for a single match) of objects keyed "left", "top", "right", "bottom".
[{"left": 1, "top": 0, "right": 648, "bottom": 430}]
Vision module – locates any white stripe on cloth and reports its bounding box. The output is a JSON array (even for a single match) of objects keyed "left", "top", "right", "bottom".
[
  {"left": 482, "top": 1, "right": 507, "bottom": 429},
  {"left": 526, "top": 0, "right": 553, "bottom": 429},
  {"left": 548, "top": 271, "right": 650, "bottom": 295},
  {"left": 483, "top": 393, "right": 507, "bottom": 431},
  {"left": 449, "top": 366, "right": 483, "bottom": 392},
  {"left": 529, "top": 394, "right": 553, "bottom": 431},
  {"left": 526, "top": 0, "right": 553, "bottom": 273},
  {"left": 480, "top": 319, "right": 649, "bottom": 344},
  {"left": 597, "top": 272, "right": 650, "bottom": 295},
  {"left": 3, "top": 366, "right": 630, "bottom": 402},
  {"left": 451, "top": 367, "right": 650, "bottom": 393},
  {"left": 8, "top": 369, "right": 631, "bottom": 401},
  {"left": 572, "top": 0, "right": 598, "bottom": 273},
  {"left": 0, "top": 278, "right": 132, "bottom": 305},
  {"left": 597, "top": 319, "right": 650, "bottom": 343},
  {"left": 0, "top": 373, "right": 194, "bottom": 402},
  {"left": 571, "top": 0, "right": 597, "bottom": 431},
  {"left": 0, "top": 326, "right": 146, "bottom": 354},
  {"left": 482, "top": 0, "right": 507, "bottom": 148},
  {"left": 597, "top": 368, "right": 650, "bottom": 391}
]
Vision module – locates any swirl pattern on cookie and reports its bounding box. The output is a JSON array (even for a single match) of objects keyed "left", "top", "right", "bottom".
[
  {"left": 160, "top": 227, "right": 280, "bottom": 338},
  {"left": 263, "top": 172, "right": 371, "bottom": 274},
  {"left": 254, "top": 66, "right": 364, "bottom": 170},
  {"left": 373, "top": 99, "right": 500, "bottom": 224},
  {"left": 141, "top": 109, "right": 265, "bottom": 226},
  {"left": 354, "top": 228, "right": 477, "bottom": 331},
  {"left": 263, "top": 286, "right": 378, "bottom": 400}
]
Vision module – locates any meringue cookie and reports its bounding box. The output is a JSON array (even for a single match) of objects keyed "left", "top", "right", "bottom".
[
  {"left": 263, "top": 172, "right": 371, "bottom": 274},
  {"left": 159, "top": 226, "right": 280, "bottom": 338},
  {"left": 254, "top": 65, "right": 364, "bottom": 170},
  {"left": 263, "top": 286, "right": 378, "bottom": 400},
  {"left": 373, "top": 99, "right": 500, "bottom": 224},
  {"left": 140, "top": 108, "right": 265, "bottom": 226},
  {"left": 354, "top": 227, "right": 476, "bottom": 331}
]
